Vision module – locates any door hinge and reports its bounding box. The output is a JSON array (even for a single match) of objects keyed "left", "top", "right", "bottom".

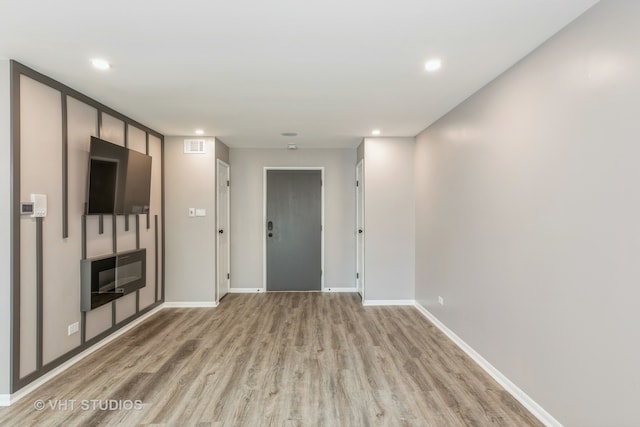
[
  {"left": 227, "top": 180, "right": 230, "bottom": 187},
  {"left": 227, "top": 273, "right": 230, "bottom": 279},
  {"left": 356, "top": 180, "right": 359, "bottom": 187},
  {"left": 320, "top": 179, "right": 323, "bottom": 186},
  {"left": 356, "top": 272, "right": 359, "bottom": 279}
]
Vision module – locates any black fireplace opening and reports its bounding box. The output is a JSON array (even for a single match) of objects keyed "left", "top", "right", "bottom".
[{"left": 81, "top": 248, "right": 146, "bottom": 311}]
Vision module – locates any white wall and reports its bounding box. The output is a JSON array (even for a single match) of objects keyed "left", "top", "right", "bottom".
[
  {"left": 164, "top": 137, "right": 217, "bottom": 302},
  {"left": 415, "top": 2, "right": 640, "bottom": 426},
  {"left": 362, "top": 138, "right": 415, "bottom": 302},
  {"left": 230, "top": 148, "right": 356, "bottom": 290},
  {"left": 0, "top": 60, "right": 11, "bottom": 395}
]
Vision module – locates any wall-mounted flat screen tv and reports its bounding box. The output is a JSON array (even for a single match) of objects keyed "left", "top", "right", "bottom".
[{"left": 86, "top": 136, "right": 152, "bottom": 215}]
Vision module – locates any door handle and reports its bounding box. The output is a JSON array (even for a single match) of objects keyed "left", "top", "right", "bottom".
[
  {"left": 267, "top": 221, "right": 273, "bottom": 231},
  {"left": 358, "top": 229, "right": 363, "bottom": 234},
  {"left": 219, "top": 229, "right": 224, "bottom": 234}
]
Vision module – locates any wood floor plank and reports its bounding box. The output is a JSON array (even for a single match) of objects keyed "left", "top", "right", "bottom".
[{"left": 0, "top": 293, "right": 543, "bottom": 426}]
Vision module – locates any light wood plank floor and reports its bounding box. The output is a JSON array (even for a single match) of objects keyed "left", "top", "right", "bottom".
[{"left": 0, "top": 293, "right": 542, "bottom": 426}]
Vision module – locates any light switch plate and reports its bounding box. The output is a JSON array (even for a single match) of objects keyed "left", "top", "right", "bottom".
[{"left": 195, "top": 209, "right": 206, "bottom": 217}]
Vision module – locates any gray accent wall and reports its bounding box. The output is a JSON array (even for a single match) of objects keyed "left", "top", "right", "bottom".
[
  {"left": 414, "top": 2, "right": 640, "bottom": 425},
  {"left": 0, "top": 60, "right": 11, "bottom": 395},
  {"left": 362, "top": 138, "right": 415, "bottom": 301},
  {"left": 9, "top": 62, "right": 164, "bottom": 393},
  {"left": 230, "top": 148, "right": 356, "bottom": 290}
]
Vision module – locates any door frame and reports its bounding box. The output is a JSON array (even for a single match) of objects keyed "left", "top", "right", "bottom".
[
  {"left": 263, "top": 167, "right": 325, "bottom": 292},
  {"left": 356, "top": 159, "right": 365, "bottom": 301},
  {"left": 216, "top": 159, "right": 231, "bottom": 303}
]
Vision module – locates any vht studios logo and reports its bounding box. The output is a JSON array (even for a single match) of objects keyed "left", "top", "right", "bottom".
[{"left": 34, "top": 399, "right": 143, "bottom": 411}]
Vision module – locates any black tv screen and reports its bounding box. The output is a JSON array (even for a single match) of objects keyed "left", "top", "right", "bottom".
[{"left": 86, "top": 137, "right": 152, "bottom": 215}]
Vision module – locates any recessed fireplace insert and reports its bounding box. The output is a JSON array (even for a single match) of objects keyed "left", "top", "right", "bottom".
[{"left": 81, "top": 248, "right": 146, "bottom": 311}]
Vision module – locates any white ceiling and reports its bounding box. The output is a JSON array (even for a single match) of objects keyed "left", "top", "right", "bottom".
[{"left": 0, "top": 0, "right": 598, "bottom": 148}]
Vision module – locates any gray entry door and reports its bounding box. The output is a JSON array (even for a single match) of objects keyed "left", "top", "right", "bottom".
[{"left": 266, "top": 170, "right": 322, "bottom": 291}]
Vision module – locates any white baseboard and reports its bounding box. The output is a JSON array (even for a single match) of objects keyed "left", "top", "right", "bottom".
[
  {"left": 413, "top": 302, "right": 561, "bottom": 427},
  {"left": 229, "top": 288, "right": 264, "bottom": 293},
  {"left": 363, "top": 299, "right": 416, "bottom": 306},
  {"left": 1, "top": 304, "right": 164, "bottom": 407},
  {"left": 164, "top": 301, "right": 218, "bottom": 308},
  {"left": 324, "top": 287, "right": 357, "bottom": 292},
  {"left": 229, "top": 288, "right": 357, "bottom": 293}
]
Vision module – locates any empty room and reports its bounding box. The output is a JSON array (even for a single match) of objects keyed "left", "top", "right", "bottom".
[{"left": 1, "top": 1, "right": 639, "bottom": 426}]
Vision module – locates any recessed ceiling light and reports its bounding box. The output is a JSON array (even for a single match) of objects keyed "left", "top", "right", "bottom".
[
  {"left": 371, "top": 129, "right": 381, "bottom": 136},
  {"left": 91, "top": 58, "right": 111, "bottom": 70},
  {"left": 195, "top": 129, "right": 204, "bottom": 135},
  {"left": 281, "top": 132, "right": 298, "bottom": 137},
  {"left": 425, "top": 58, "right": 442, "bottom": 72}
]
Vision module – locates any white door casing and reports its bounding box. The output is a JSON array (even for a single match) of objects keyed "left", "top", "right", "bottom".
[
  {"left": 216, "top": 159, "right": 230, "bottom": 302},
  {"left": 356, "top": 160, "right": 364, "bottom": 299}
]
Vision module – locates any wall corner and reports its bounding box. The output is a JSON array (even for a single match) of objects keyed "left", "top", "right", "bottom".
[{"left": 0, "top": 59, "right": 12, "bottom": 395}]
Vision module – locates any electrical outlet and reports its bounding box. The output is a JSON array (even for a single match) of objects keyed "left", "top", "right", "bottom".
[
  {"left": 68, "top": 322, "right": 79, "bottom": 336},
  {"left": 438, "top": 296, "right": 444, "bottom": 306},
  {"left": 188, "top": 208, "right": 195, "bottom": 217}
]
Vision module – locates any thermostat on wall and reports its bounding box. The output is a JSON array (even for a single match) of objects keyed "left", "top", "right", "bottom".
[
  {"left": 20, "top": 202, "right": 34, "bottom": 215},
  {"left": 30, "top": 194, "right": 47, "bottom": 217}
]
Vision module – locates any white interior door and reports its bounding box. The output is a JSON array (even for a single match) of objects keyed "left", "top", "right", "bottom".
[
  {"left": 216, "top": 160, "right": 230, "bottom": 302},
  {"left": 356, "top": 160, "right": 364, "bottom": 298}
]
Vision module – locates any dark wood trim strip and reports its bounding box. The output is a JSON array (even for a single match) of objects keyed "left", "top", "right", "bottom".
[
  {"left": 146, "top": 133, "right": 150, "bottom": 230},
  {"left": 124, "top": 124, "right": 129, "bottom": 232},
  {"left": 112, "top": 215, "right": 117, "bottom": 254},
  {"left": 136, "top": 215, "right": 140, "bottom": 249},
  {"left": 10, "top": 60, "right": 22, "bottom": 391},
  {"left": 35, "top": 217, "right": 43, "bottom": 370},
  {"left": 135, "top": 212, "right": 140, "bottom": 312},
  {"left": 81, "top": 215, "right": 87, "bottom": 259},
  {"left": 155, "top": 215, "right": 159, "bottom": 302},
  {"left": 111, "top": 213, "right": 117, "bottom": 326},
  {"left": 97, "top": 110, "right": 104, "bottom": 236},
  {"left": 111, "top": 213, "right": 117, "bottom": 327},
  {"left": 97, "top": 110, "right": 102, "bottom": 138},
  {"left": 61, "top": 94, "right": 68, "bottom": 239},
  {"left": 81, "top": 215, "right": 87, "bottom": 345},
  {"left": 112, "top": 301, "right": 116, "bottom": 328},
  {"left": 161, "top": 136, "right": 165, "bottom": 301},
  {"left": 81, "top": 312, "right": 86, "bottom": 345}
]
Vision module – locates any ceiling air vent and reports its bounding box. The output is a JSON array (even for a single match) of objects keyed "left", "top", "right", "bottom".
[{"left": 184, "top": 139, "right": 206, "bottom": 154}]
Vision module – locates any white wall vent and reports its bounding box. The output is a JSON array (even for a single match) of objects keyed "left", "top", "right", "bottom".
[{"left": 184, "top": 139, "right": 206, "bottom": 154}]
